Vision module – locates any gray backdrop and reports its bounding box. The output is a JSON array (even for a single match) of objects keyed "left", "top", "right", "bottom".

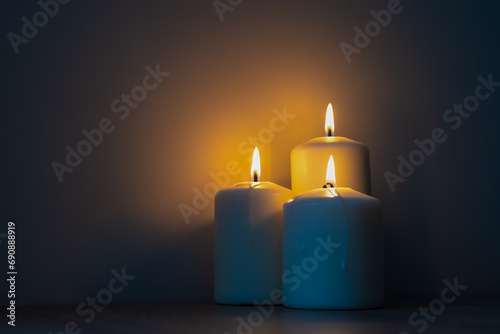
[{"left": 1, "top": 0, "right": 499, "bottom": 305}]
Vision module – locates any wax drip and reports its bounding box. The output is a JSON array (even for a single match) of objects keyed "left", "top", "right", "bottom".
[{"left": 327, "top": 187, "right": 349, "bottom": 270}]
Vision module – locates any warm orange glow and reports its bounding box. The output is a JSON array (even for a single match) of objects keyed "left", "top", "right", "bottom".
[
  {"left": 325, "top": 103, "right": 334, "bottom": 137},
  {"left": 251, "top": 147, "right": 261, "bottom": 182},
  {"left": 326, "top": 155, "right": 336, "bottom": 187}
]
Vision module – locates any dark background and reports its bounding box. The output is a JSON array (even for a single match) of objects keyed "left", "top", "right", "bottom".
[{"left": 1, "top": 0, "right": 499, "bottom": 306}]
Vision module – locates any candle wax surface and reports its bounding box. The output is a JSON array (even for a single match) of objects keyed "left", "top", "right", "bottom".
[
  {"left": 282, "top": 187, "right": 383, "bottom": 309},
  {"left": 214, "top": 182, "right": 292, "bottom": 305}
]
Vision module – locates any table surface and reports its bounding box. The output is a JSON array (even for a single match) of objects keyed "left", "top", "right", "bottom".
[{"left": 10, "top": 298, "right": 500, "bottom": 334}]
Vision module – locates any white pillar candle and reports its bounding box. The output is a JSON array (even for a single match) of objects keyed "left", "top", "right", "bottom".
[
  {"left": 214, "top": 148, "right": 292, "bottom": 304},
  {"left": 291, "top": 104, "right": 371, "bottom": 195},
  {"left": 283, "top": 156, "right": 383, "bottom": 309}
]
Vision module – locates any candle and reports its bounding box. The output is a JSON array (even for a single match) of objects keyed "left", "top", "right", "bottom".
[
  {"left": 291, "top": 103, "right": 371, "bottom": 195},
  {"left": 282, "top": 156, "right": 383, "bottom": 309},
  {"left": 214, "top": 148, "right": 292, "bottom": 304}
]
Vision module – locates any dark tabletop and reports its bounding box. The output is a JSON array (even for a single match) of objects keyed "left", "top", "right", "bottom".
[{"left": 8, "top": 298, "right": 500, "bottom": 334}]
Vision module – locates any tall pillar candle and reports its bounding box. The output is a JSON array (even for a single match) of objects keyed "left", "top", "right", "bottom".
[
  {"left": 291, "top": 104, "right": 371, "bottom": 195},
  {"left": 214, "top": 148, "right": 292, "bottom": 304},
  {"left": 283, "top": 156, "right": 383, "bottom": 309}
]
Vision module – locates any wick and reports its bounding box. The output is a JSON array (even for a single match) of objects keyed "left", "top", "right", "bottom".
[
  {"left": 253, "top": 173, "right": 258, "bottom": 182},
  {"left": 323, "top": 182, "right": 335, "bottom": 188},
  {"left": 327, "top": 128, "right": 333, "bottom": 137}
]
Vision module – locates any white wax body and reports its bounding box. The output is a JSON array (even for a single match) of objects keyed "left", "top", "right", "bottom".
[
  {"left": 291, "top": 137, "right": 371, "bottom": 195},
  {"left": 214, "top": 182, "right": 292, "bottom": 305},
  {"left": 282, "top": 187, "right": 383, "bottom": 309}
]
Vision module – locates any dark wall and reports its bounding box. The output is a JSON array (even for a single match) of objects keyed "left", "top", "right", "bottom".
[{"left": 1, "top": 0, "right": 499, "bottom": 305}]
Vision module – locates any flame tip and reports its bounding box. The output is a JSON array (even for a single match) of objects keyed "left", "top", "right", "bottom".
[
  {"left": 251, "top": 147, "right": 261, "bottom": 182},
  {"left": 325, "top": 104, "right": 335, "bottom": 137},
  {"left": 326, "top": 155, "right": 336, "bottom": 187}
]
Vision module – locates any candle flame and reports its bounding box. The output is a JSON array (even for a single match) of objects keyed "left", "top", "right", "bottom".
[
  {"left": 325, "top": 103, "right": 334, "bottom": 137},
  {"left": 326, "top": 155, "right": 336, "bottom": 187},
  {"left": 251, "top": 147, "right": 261, "bottom": 182}
]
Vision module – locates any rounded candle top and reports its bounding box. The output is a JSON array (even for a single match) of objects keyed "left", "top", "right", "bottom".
[
  {"left": 290, "top": 154, "right": 375, "bottom": 204},
  {"left": 292, "top": 136, "right": 369, "bottom": 160},
  {"left": 293, "top": 103, "right": 368, "bottom": 150},
  {"left": 303, "top": 136, "right": 367, "bottom": 146},
  {"left": 231, "top": 181, "right": 289, "bottom": 190},
  {"left": 286, "top": 187, "right": 379, "bottom": 206},
  {"left": 217, "top": 145, "right": 291, "bottom": 195}
]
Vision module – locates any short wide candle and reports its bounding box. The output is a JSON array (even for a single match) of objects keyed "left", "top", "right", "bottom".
[
  {"left": 214, "top": 148, "right": 292, "bottom": 304},
  {"left": 282, "top": 157, "right": 383, "bottom": 309},
  {"left": 291, "top": 104, "right": 371, "bottom": 195}
]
